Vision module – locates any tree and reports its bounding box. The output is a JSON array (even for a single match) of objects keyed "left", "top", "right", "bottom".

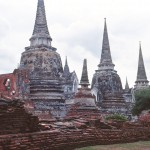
[{"left": 132, "top": 88, "right": 150, "bottom": 116}]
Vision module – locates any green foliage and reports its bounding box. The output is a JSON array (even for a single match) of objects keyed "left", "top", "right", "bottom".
[
  {"left": 132, "top": 88, "right": 150, "bottom": 116},
  {"left": 105, "top": 114, "right": 127, "bottom": 121}
]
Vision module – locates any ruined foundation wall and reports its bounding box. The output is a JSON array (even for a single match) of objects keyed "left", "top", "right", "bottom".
[
  {"left": 0, "top": 99, "right": 39, "bottom": 135},
  {"left": 0, "top": 127, "right": 149, "bottom": 150}
]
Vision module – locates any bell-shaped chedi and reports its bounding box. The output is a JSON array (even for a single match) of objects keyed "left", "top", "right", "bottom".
[
  {"left": 92, "top": 19, "right": 126, "bottom": 114},
  {"left": 66, "top": 59, "right": 101, "bottom": 119},
  {"left": 20, "top": 0, "right": 63, "bottom": 79},
  {"left": 19, "top": 0, "right": 65, "bottom": 119}
]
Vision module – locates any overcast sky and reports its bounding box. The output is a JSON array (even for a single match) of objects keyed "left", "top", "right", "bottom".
[{"left": 0, "top": 0, "right": 150, "bottom": 88}]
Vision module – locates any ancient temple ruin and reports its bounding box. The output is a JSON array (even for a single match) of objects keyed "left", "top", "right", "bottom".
[
  {"left": 92, "top": 19, "right": 127, "bottom": 114},
  {"left": 0, "top": 0, "right": 149, "bottom": 120},
  {"left": 19, "top": 0, "right": 66, "bottom": 119},
  {"left": 134, "top": 42, "right": 149, "bottom": 90},
  {"left": 1, "top": 1, "right": 150, "bottom": 149}
]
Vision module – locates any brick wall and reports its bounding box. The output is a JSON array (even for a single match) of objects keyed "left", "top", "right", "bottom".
[
  {"left": 0, "top": 99, "right": 39, "bottom": 135},
  {"left": 0, "top": 127, "right": 149, "bottom": 150},
  {"left": 0, "top": 69, "right": 29, "bottom": 99}
]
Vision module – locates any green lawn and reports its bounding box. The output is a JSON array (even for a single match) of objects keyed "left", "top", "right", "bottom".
[{"left": 75, "top": 141, "right": 150, "bottom": 150}]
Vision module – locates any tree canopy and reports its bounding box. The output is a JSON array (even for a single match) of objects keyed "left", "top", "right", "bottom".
[{"left": 132, "top": 88, "right": 150, "bottom": 116}]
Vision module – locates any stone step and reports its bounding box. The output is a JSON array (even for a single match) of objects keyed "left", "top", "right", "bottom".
[
  {"left": 30, "top": 88, "right": 64, "bottom": 92},
  {"left": 30, "top": 85, "right": 63, "bottom": 88}
]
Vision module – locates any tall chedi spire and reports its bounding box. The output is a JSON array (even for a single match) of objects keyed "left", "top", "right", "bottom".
[
  {"left": 80, "top": 59, "right": 90, "bottom": 88},
  {"left": 135, "top": 42, "right": 149, "bottom": 89},
  {"left": 92, "top": 19, "right": 126, "bottom": 114},
  {"left": 28, "top": 0, "right": 54, "bottom": 50},
  {"left": 98, "top": 18, "right": 114, "bottom": 70}
]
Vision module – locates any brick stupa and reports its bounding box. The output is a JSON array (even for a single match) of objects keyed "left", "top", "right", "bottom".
[{"left": 66, "top": 59, "right": 101, "bottom": 119}]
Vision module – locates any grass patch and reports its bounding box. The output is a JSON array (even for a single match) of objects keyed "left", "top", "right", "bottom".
[{"left": 75, "top": 141, "right": 150, "bottom": 150}]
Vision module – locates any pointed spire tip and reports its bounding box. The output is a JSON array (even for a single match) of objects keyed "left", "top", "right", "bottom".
[
  {"left": 99, "top": 17, "right": 114, "bottom": 69},
  {"left": 63, "top": 56, "right": 70, "bottom": 76},
  {"left": 136, "top": 42, "right": 148, "bottom": 82},
  {"left": 125, "top": 77, "right": 129, "bottom": 90},
  {"left": 30, "top": 0, "right": 52, "bottom": 48},
  {"left": 80, "top": 58, "right": 89, "bottom": 86},
  {"left": 65, "top": 56, "right": 68, "bottom": 65}
]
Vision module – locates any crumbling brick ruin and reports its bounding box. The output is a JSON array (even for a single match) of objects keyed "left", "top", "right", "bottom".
[
  {"left": 0, "top": 98, "right": 39, "bottom": 135},
  {"left": 0, "top": 0, "right": 150, "bottom": 149},
  {"left": 0, "top": 122, "right": 150, "bottom": 150}
]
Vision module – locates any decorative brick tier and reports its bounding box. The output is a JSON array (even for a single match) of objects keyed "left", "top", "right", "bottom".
[
  {"left": 66, "top": 103, "right": 101, "bottom": 119},
  {"left": 66, "top": 87, "right": 101, "bottom": 120}
]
